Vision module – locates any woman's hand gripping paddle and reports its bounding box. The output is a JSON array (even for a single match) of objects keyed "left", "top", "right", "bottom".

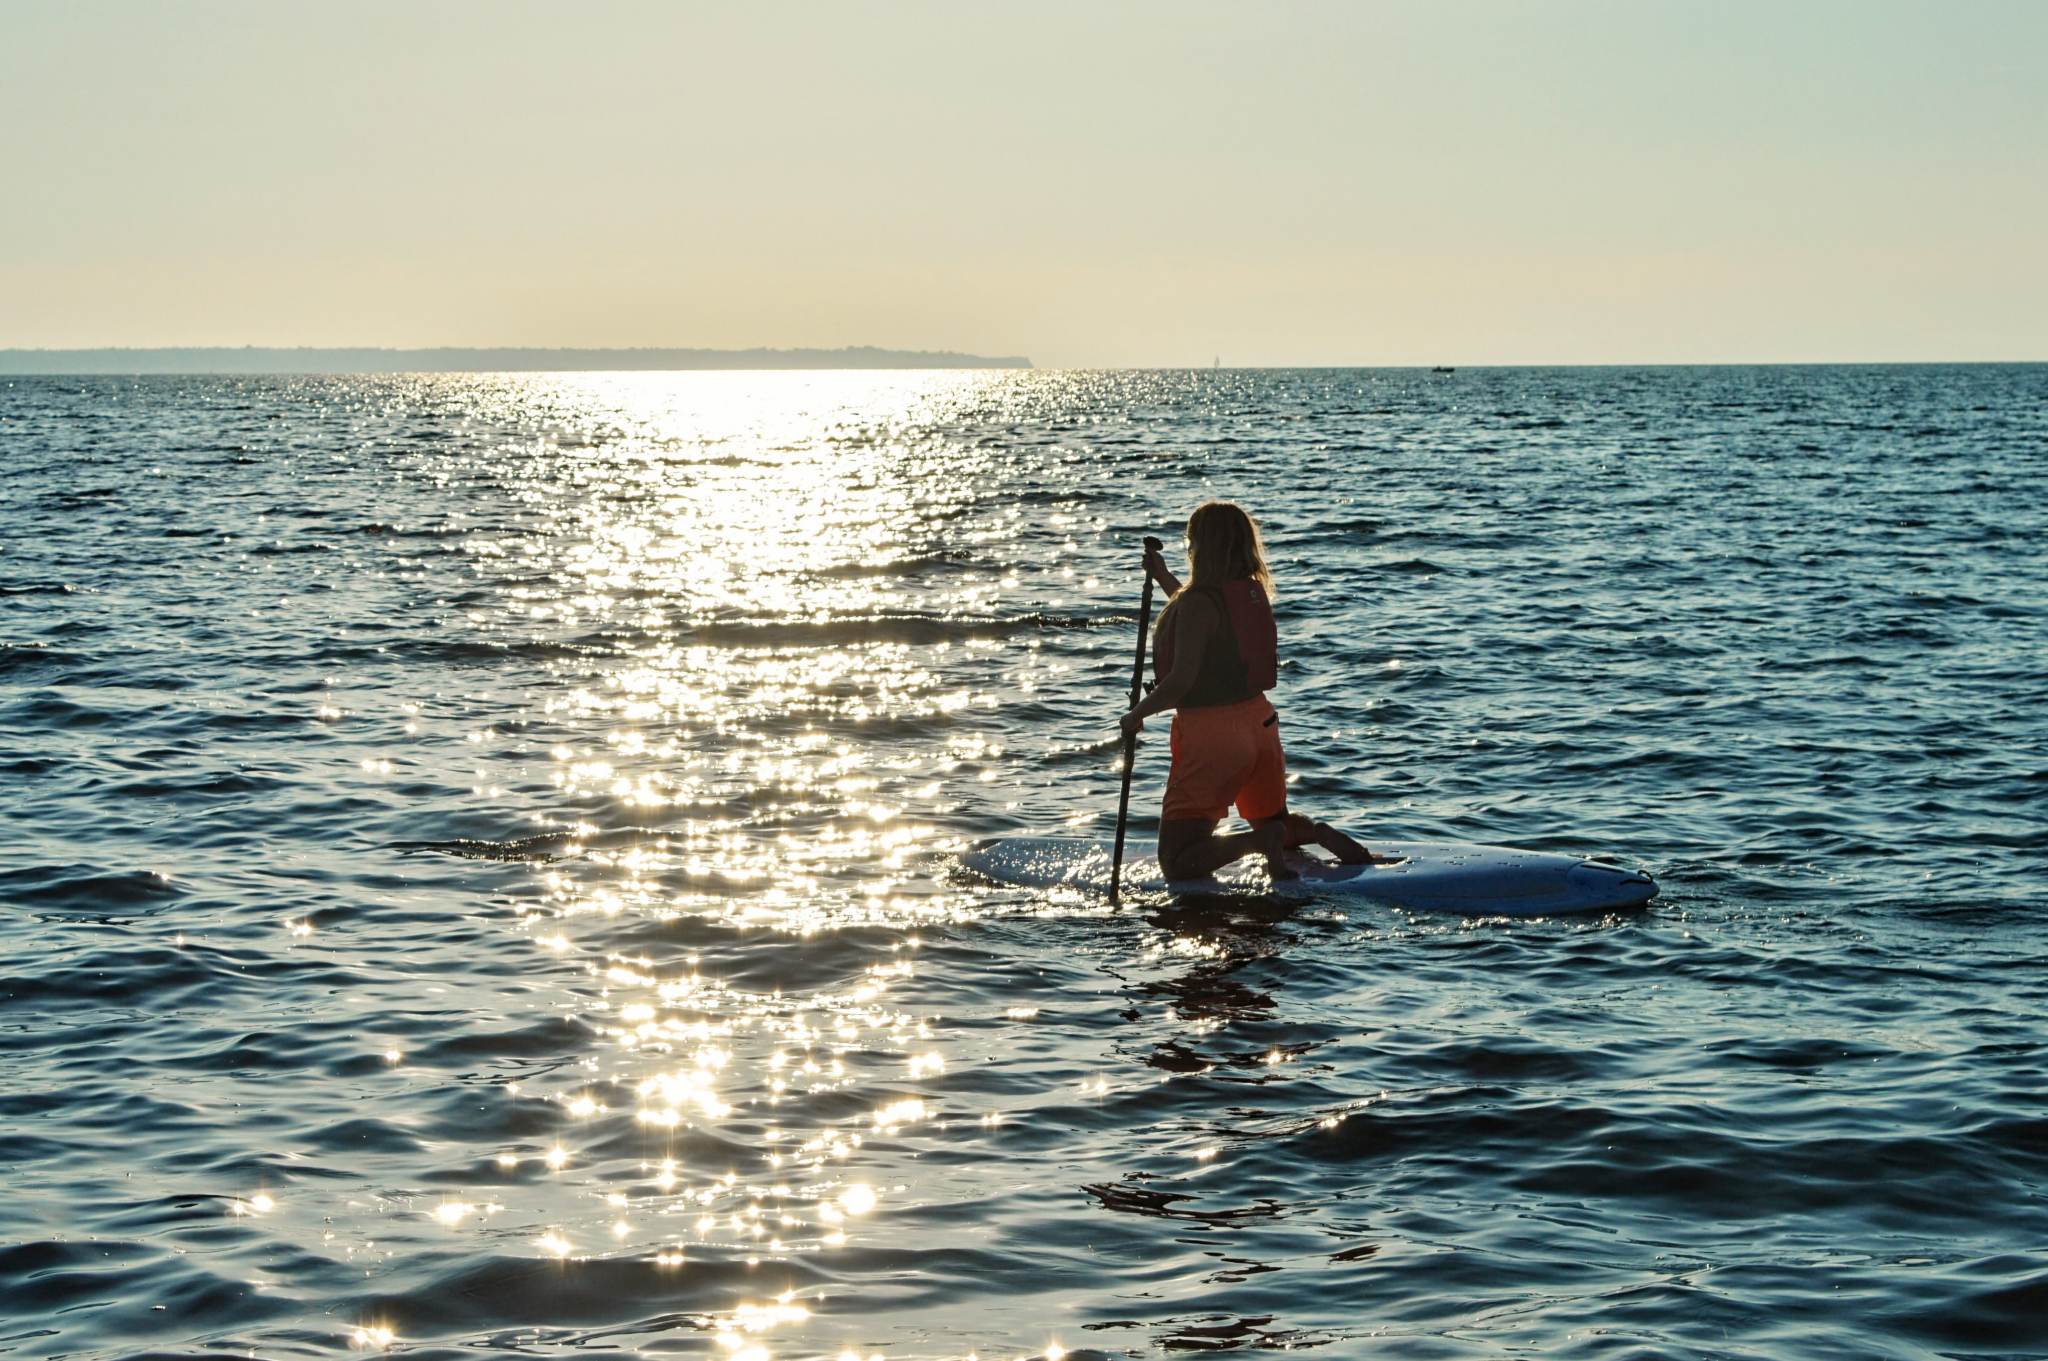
[{"left": 1110, "top": 535, "right": 1165, "bottom": 904}]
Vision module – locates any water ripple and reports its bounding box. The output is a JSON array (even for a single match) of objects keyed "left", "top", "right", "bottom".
[{"left": 2, "top": 366, "right": 2045, "bottom": 1359}]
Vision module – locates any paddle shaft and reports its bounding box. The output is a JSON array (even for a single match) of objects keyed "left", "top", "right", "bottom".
[{"left": 1109, "top": 535, "right": 1165, "bottom": 904}]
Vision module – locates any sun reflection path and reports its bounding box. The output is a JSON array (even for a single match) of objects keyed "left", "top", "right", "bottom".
[
  {"left": 433, "top": 935, "right": 961, "bottom": 1354},
  {"left": 258, "top": 371, "right": 1199, "bottom": 1361},
  {"left": 351, "top": 373, "right": 1123, "bottom": 1356}
]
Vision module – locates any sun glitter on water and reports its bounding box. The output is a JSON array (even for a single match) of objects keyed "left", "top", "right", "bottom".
[{"left": 335, "top": 372, "right": 1065, "bottom": 1351}]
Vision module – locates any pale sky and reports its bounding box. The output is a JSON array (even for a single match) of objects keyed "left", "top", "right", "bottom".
[{"left": 3, "top": 0, "right": 2044, "bottom": 366}]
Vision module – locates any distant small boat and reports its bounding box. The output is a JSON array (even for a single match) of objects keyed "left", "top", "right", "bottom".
[{"left": 1431, "top": 365, "right": 1456, "bottom": 374}]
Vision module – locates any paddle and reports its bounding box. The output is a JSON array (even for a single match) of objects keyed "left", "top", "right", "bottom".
[{"left": 1109, "top": 534, "right": 1165, "bottom": 904}]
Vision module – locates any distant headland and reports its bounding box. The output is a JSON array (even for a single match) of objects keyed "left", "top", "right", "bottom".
[{"left": 0, "top": 346, "right": 1032, "bottom": 374}]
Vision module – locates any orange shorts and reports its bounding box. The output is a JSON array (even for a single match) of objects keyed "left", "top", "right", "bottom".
[{"left": 1163, "top": 696, "right": 1288, "bottom": 823}]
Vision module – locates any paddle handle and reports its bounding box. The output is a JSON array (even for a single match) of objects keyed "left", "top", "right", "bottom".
[{"left": 1109, "top": 535, "right": 1165, "bottom": 904}]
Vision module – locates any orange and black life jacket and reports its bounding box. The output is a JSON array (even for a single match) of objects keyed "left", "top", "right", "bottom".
[{"left": 1154, "top": 578, "right": 1278, "bottom": 707}]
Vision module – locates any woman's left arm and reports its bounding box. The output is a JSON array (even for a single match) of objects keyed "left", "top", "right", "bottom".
[{"left": 1119, "top": 593, "right": 1214, "bottom": 733}]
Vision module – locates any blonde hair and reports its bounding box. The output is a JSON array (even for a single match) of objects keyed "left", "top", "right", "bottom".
[{"left": 1157, "top": 500, "right": 1274, "bottom": 638}]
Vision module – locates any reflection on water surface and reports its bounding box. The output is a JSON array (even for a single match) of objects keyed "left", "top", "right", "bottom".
[{"left": 2, "top": 367, "right": 2044, "bottom": 1359}]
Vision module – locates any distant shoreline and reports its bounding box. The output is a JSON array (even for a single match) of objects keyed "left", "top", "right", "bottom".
[
  {"left": 0, "top": 352, "right": 2037, "bottom": 376},
  {"left": 0, "top": 346, "right": 1032, "bottom": 375}
]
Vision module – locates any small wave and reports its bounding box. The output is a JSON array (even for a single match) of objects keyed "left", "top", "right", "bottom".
[
  {"left": 35, "top": 486, "right": 122, "bottom": 508},
  {"left": 397, "top": 833, "right": 583, "bottom": 862},
  {"left": 0, "top": 865, "right": 181, "bottom": 912},
  {"left": 0, "top": 643, "right": 89, "bottom": 676},
  {"left": 809, "top": 549, "right": 983, "bottom": 579},
  {"left": 109, "top": 770, "right": 281, "bottom": 799},
  {"left": 674, "top": 611, "right": 1116, "bottom": 647}
]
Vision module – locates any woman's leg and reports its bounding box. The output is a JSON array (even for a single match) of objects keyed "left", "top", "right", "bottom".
[
  {"left": 1160, "top": 703, "right": 1293, "bottom": 880},
  {"left": 1252, "top": 811, "right": 1383, "bottom": 864},
  {"left": 1231, "top": 703, "right": 1300, "bottom": 878},
  {"left": 1159, "top": 817, "right": 1288, "bottom": 880}
]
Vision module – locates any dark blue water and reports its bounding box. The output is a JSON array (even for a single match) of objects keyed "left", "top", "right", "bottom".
[{"left": 3, "top": 367, "right": 2044, "bottom": 1360}]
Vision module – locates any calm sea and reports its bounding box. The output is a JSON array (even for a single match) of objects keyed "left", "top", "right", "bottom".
[{"left": 2, "top": 367, "right": 2044, "bottom": 1360}]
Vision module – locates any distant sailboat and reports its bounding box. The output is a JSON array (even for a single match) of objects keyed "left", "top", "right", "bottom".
[{"left": 1213, "top": 355, "right": 1220, "bottom": 369}]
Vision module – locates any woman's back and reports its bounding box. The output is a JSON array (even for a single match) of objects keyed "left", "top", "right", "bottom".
[{"left": 1155, "top": 577, "right": 1276, "bottom": 706}]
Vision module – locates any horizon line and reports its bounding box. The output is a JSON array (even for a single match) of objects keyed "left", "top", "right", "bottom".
[{"left": 1, "top": 345, "right": 2043, "bottom": 377}]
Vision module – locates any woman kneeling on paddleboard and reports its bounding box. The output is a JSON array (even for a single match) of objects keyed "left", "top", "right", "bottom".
[{"left": 1118, "top": 500, "right": 1381, "bottom": 881}]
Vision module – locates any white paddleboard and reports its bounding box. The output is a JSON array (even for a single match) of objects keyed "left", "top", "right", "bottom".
[{"left": 958, "top": 836, "right": 1656, "bottom": 916}]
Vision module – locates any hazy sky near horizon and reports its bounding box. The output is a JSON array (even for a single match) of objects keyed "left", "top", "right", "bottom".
[{"left": 4, "top": 0, "right": 2044, "bottom": 366}]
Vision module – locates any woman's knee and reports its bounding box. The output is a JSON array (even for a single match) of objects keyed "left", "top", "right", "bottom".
[{"left": 1157, "top": 818, "right": 1219, "bottom": 879}]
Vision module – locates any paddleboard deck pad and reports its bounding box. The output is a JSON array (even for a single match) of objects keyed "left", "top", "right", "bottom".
[{"left": 958, "top": 837, "right": 1656, "bottom": 916}]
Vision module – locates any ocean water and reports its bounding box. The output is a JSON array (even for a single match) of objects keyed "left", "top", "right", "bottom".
[{"left": 2, "top": 366, "right": 2044, "bottom": 1361}]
